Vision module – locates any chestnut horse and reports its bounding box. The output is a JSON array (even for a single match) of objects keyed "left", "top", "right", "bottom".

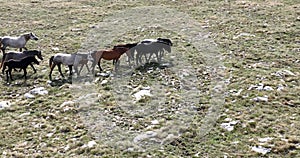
[{"left": 90, "top": 47, "right": 130, "bottom": 73}]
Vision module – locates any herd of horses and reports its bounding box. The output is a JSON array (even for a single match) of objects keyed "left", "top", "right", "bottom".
[{"left": 0, "top": 32, "right": 172, "bottom": 82}]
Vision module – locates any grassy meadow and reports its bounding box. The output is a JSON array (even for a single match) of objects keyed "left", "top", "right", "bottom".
[{"left": 0, "top": 0, "right": 299, "bottom": 157}]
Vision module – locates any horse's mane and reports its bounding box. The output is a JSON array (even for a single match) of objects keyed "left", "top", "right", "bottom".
[
  {"left": 23, "top": 50, "right": 40, "bottom": 54},
  {"left": 6, "top": 56, "right": 36, "bottom": 62}
]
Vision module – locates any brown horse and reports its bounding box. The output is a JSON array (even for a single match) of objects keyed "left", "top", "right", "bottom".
[{"left": 90, "top": 47, "right": 130, "bottom": 73}]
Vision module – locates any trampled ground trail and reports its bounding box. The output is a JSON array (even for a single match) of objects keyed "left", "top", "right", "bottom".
[{"left": 72, "top": 6, "right": 225, "bottom": 151}]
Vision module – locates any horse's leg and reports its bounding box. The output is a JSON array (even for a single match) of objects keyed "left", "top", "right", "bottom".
[
  {"left": 21, "top": 47, "right": 28, "bottom": 52},
  {"left": 73, "top": 64, "right": 79, "bottom": 76},
  {"left": 49, "top": 64, "right": 55, "bottom": 80},
  {"left": 98, "top": 58, "right": 103, "bottom": 72},
  {"left": 0, "top": 48, "right": 6, "bottom": 69},
  {"left": 91, "top": 60, "right": 98, "bottom": 74},
  {"left": 79, "top": 64, "right": 84, "bottom": 75},
  {"left": 2, "top": 63, "right": 6, "bottom": 74},
  {"left": 68, "top": 65, "right": 73, "bottom": 76},
  {"left": 57, "top": 64, "right": 65, "bottom": 78},
  {"left": 23, "top": 68, "right": 27, "bottom": 79},
  {"left": 156, "top": 52, "right": 160, "bottom": 63},
  {"left": 8, "top": 68, "right": 13, "bottom": 81},
  {"left": 85, "top": 63, "right": 90, "bottom": 72},
  {"left": 30, "top": 64, "right": 37, "bottom": 73},
  {"left": 1, "top": 46, "right": 6, "bottom": 55},
  {"left": 6, "top": 69, "right": 10, "bottom": 82},
  {"left": 144, "top": 53, "right": 149, "bottom": 63},
  {"left": 115, "top": 59, "right": 118, "bottom": 72},
  {"left": 136, "top": 53, "right": 139, "bottom": 65}
]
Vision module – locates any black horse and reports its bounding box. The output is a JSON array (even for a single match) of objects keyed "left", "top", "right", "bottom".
[{"left": 4, "top": 56, "right": 39, "bottom": 82}]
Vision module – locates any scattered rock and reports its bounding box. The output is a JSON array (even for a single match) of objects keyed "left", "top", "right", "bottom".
[
  {"left": 133, "top": 131, "right": 157, "bottom": 143},
  {"left": 220, "top": 120, "right": 239, "bottom": 132},
  {"left": 60, "top": 101, "right": 75, "bottom": 107},
  {"left": 97, "top": 72, "right": 111, "bottom": 77},
  {"left": 258, "top": 137, "right": 273, "bottom": 143},
  {"left": 233, "top": 32, "right": 255, "bottom": 39},
  {"left": 133, "top": 89, "right": 152, "bottom": 102},
  {"left": 64, "top": 145, "right": 70, "bottom": 151},
  {"left": 251, "top": 146, "right": 271, "bottom": 155},
  {"left": 151, "top": 120, "right": 159, "bottom": 125},
  {"left": 52, "top": 47, "right": 59, "bottom": 51},
  {"left": 231, "top": 89, "right": 243, "bottom": 96},
  {"left": 277, "top": 84, "right": 284, "bottom": 91},
  {"left": 248, "top": 83, "right": 273, "bottom": 91},
  {"left": 24, "top": 93, "right": 35, "bottom": 99},
  {"left": 19, "top": 112, "right": 30, "bottom": 117},
  {"left": 24, "top": 87, "right": 48, "bottom": 99},
  {"left": 252, "top": 96, "right": 268, "bottom": 102},
  {"left": 81, "top": 140, "right": 97, "bottom": 148},
  {"left": 100, "top": 80, "right": 108, "bottom": 85},
  {"left": 273, "top": 69, "right": 297, "bottom": 77},
  {"left": 30, "top": 87, "right": 48, "bottom": 95},
  {"left": 0, "top": 101, "right": 11, "bottom": 110},
  {"left": 46, "top": 133, "right": 54, "bottom": 138}
]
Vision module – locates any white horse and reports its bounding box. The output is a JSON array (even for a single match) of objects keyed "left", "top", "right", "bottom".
[
  {"left": 48, "top": 52, "right": 93, "bottom": 80},
  {"left": 0, "top": 32, "right": 38, "bottom": 54}
]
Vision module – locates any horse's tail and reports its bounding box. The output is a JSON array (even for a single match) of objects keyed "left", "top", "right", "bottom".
[
  {"left": 0, "top": 37, "right": 2, "bottom": 52},
  {"left": 49, "top": 56, "right": 54, "bottom": 68},
  {"left": 0, "top": 53, "right": 6, "bottom": 69}
]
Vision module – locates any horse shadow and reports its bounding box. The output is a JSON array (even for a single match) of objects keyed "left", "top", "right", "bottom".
[
  {"left": 48, "top": 77, "right": 73, "bottom": 87},
  {"left": 135, "top": 61, "right": 174, "bottom": 73},
  {"left": 1, "top": 74, "right": 32, "bottom": 87}
]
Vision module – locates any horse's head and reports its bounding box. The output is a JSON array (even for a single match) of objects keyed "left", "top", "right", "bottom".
[
  {"left": 31, "top": 57, "right": 40, "bottom": 65},
  {"left": 157, "top": 38, "right": 173, "bottom": 46},
  {"left": 87, "top": 51, "right": 94, "bottom": 62},
  {"left": 29, "top": 32, "right": 39, "bottom": 41},
  {"left": 37, "top": 51, "right": 43, "bottom": 60}
]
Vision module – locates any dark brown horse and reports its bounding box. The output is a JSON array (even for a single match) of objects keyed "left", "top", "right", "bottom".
[
  {"left": 1, "top": 50, "right": 43, "bottom": 74},
  {"left": 90, "top": 47, "right": 130, "bottom": 73},
  {"left": 112, "top": 43, "right": 137, "bottom": 66},
  {"left": 4, "top": 56, "right": 39, "bottom": 82}
]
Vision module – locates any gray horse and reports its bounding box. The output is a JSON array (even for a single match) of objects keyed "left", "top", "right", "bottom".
[{"left": 0, "top": 32, "right": 38, "bottom": 54}]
